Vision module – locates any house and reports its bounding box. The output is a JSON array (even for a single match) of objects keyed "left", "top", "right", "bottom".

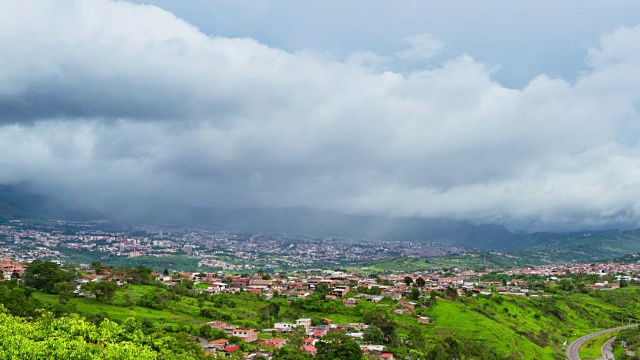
[
  {"left": 0, "top": 260, "right": 24, "bottom": 280},
  {"left": 361, "top": 344, "right": 385, "bottom": 354},
  {"left": 208, "top": 339, "right": 229, "bottom": 349},
  {"left": 381, "top": 353, "right": 395, "bottom": 360},
  {"left": 247, "top": 285, "right": 267, "bottom": 295},
  {"left": 219, "top": 345, "right": 241, "bottom": 355},
  {"left": 399, "top": 301, "right": 417, "bottom": 309},
  {"left": 311, "top": 329, "right": 327, "bottom": 339},
  {"left": 301, "top": 345, "right": 317, "bottom": 355},
  {"left": 418, "top": 317, "right": 431, "bottom": 324},
  {"left": 296, "top": 318, "right": 313, "bottom": 329},
  {"left": 348, "top": 323, "right": 367, "bottom": 331},
  {"left": 232, "top": 328, "right": 258, "bottom": 342},
  {"left": 381, "top": 292, "right": 401, "bottom": 301},
  {"left": 273, "top": 322, "right": 294, "bottom": 332},
  {"left": 259, "top": 338, "right": 286, "bottom": 349},
  {"left": 246, "top": 350, "right": 273, "bottom": 359},
  {"left": 332, "top": 286, "right": 350, "bottom": 297},
  {"left": 343, "top": 298, "right": 357, "bottom": 307},
  {"left": 230, "top": 278, "right": 249, "bottom": 289}
]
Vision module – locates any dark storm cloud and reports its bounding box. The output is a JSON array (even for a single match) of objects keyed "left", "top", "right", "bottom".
[{"left": 1, "top": 0, "right": 640, "bottom": 230}]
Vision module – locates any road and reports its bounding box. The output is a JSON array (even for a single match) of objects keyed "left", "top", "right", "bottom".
[
  {"left": 601, "top": 336, "right": 616, "bottom": 359},
  {"left": 566, "top": 325, "right": 637, "bottom": 360},
  {"left": 190, "top": 335, "right": 209, "bottom": 350}
]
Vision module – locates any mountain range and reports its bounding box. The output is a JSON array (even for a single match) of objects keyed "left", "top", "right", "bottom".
[{"left": 4, "top": 185, "right": 640, "bottom": 262}]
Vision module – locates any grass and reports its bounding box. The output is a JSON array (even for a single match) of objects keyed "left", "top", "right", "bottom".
[
  {"left": 34, "top": 285, "right": 210, "bottom": 327},
  {"left": 350, "top": 252, "right": 530, "bottom": 273},
  {"left": 412, "top": 298, "right": 558, "bottom": 359},
  {"left": 31, "top": 284, "right": 640, "bottom": 359}
]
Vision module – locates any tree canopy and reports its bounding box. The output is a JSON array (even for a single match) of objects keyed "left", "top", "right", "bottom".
[
  {"left": 315, "top": 332, "right": 363, "bottom": 360},
  {"left": 23, "top": 260, "right": 76, "bottom": 293}
]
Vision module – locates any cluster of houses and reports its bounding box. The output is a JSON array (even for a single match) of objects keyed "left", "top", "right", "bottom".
[
  {"left": 202, "top": 318, "right": 395, "bottom": 359},
  {"left": 0, "top": 222, "right": 465, "bottom": 270}
]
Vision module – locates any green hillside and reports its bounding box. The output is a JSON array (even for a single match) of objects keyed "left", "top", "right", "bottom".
[
  {"left": 0, "top": 200, "right": 27, "bottom": 220},
  {"left": 30, "top": 282, "right": 640, "bottom": 359}
]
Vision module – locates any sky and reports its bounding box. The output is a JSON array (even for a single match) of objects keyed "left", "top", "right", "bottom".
[{"left": 1, "top": 0, "right": 640, "bottom": 230}]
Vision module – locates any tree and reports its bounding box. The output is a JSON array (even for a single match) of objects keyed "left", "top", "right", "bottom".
[
  {"left": 284, "top": 327, "right": 306, "bottom": 350},
  {"left": 23, "top": 260, "right": 75, "bottom": 293},
  {"left": 84, "top": 281, "right": 118, "bottom": 303},
  {"left": 620, "top": 279, "right": 629, "bottom": 288},
  {"left": 315, "top": 283, "right": 330, "bottom": 300},
  {"left": 416, "top": 277, "right": 426, "bottom": 288},
  {"left": 315, "top": 332, "right": 363, "bottom": 360},
  {"left": 163, "top": 268, "right": 170, "bottom": 276},
  {"left": 130, "top": 265, "right": 154, "bottom": 284},
  {"left": 123, "top": 291, "right": 135, "bottom": 307},
  {"left": 53, "top": 281, "right": 77, "bottom": 304},
  {"left": 404, "top": 276, "right": 413, "bottom": 286},
  {"left": 0, "top": 309, "right": 207, "bottom": 359},
  {"left": 408, "top": 324, "right": 427, "bottom": 351},
  {"left": 273, "top": 347, "right": 313, "bottom": 360},
  {"left": 91, "top": 261, "right": 103, "bottom": 275},
  {"left": 445, "top": 286, "right": 458, "bottom": 301},
  {"left": 363, "top": 310, "right": 396, "bottom": 342},
  {"left": 410, "top": 286, "right": 421, "bottom": 301},
  {"left": 363, "top": 325, "right": 384, "bottom": 344},
  {"left": 0, "top": 281, "right": 42, "bottom": 317},
  {"left": 559, "top": 279, "right": 575, "bottom": 292}
]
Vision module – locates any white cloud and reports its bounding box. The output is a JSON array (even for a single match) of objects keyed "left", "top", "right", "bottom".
[
  {"left": 0, "top": 1, "right": 639, "bottom": 230},
  {"left": 396, "top": 34, "right": 443, "bottom": 61}
]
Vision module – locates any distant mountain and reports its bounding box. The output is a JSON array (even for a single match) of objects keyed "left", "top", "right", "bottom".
[
  {"left": 6, "top": 184, "right": 640, "bottom": 260},
  {"left": 179, "top": 207, "right": 526, "bottom": 251},
  {"left": 0, "top": 185, "right": 105, "bottom": 222},
  {"left": 517, "top": 229, "right": 640, "bottom": 263}
]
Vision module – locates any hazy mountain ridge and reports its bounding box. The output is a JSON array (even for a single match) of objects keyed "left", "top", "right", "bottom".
[
  {"left": 0, "top": 185, "right": 105, "bottom": 222},
  {"left": 5, "top": 186, "right": 640, "bottom": 261}
]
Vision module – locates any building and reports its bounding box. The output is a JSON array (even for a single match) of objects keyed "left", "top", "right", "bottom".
[
  {"left": 296, "top": 318, "right": 313, "bottom": 329},
  {"left": 0, "top": 259, "right": 23, "bottom": 281},
  {"left": 232, "top": 328, "right": 258, "bottom": 343},
  {"left": 258, "top": 338, "right": 286, "bottom": 349},
  {"left": 301, "top": 345, "right": 317, "bottom": 356},
  {"left": 273, "top": 322, "right": 294, "bottom": 332}
]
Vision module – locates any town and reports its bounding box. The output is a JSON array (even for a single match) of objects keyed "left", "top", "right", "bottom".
[
  {"left": 2, "top": 220, "right": 640, "bottom": 358},
  {"left": 0, "top": 220, "right": 467, "bottom": 270}
]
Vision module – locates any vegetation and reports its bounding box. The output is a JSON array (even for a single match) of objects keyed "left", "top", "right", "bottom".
[
  {"left": 7, "top": 260, "right": 640, "bottom": 358},
  {"left": 315, "top": 332, "right": 362, "bottom": 359},
  {"left": 579, "top": 332, "right": 617, "bottom": 360},
  {"left": 0, "top": 306, "right": 206, "bottom": 359}
]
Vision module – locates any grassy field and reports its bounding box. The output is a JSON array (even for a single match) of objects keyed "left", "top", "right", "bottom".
[
  {"left": 35, "top": 289, "right": 209, "bottom": 327},
  {"left": 32, "top": 283, "right": 640, "bottom": 359},
  {"left": 350, "top": 252, "right": 532, "bottom": 273}
]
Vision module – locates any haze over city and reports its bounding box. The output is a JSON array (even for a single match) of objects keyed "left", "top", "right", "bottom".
[{"left": 1, "top": 1, "right": 640, "bottom": 230}]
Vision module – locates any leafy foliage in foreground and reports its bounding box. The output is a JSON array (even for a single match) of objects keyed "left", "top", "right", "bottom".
[{"left": 0, "top": 306, "right": 205, "bottom": 359}]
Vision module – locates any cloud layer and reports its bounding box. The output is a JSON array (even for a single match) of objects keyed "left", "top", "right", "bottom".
[{"left": 1, "top": 0, "right": 640, "bottom": 230}]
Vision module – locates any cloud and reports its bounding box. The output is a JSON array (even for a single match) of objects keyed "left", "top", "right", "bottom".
[
  {"left": 396, "top": 34, "right": 443, "bottom": 61},
  {"left": 0, "top": 1, "right": 639, "bottom": 230}
]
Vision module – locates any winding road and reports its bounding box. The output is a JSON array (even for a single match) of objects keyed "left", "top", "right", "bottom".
[
  {"left": 602, "top": 336, "right": 616, "bottom": 359},
  {"left": 566, "top": 325, "right": 637, "bottom": 360}
]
